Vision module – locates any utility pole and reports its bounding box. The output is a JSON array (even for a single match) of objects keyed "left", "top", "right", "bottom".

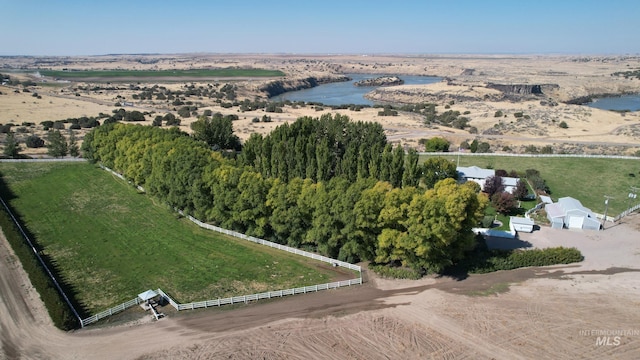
[{"left": 602, "top": 195, "right": 613, "bottom": 230}]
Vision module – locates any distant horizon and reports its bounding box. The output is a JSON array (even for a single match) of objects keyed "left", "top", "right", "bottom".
[
  {"left": 2, "top": 51, "right": 639, "bottom": 58},
  {"left": 2, "top": 0, "right": 640, "bottom": 56}
]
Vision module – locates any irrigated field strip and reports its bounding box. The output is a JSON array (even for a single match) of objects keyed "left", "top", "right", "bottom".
[
  {"left": 0, "top": 162, "right": 337, "bottom": 314},
  {"left": 40, "top": 68, "right": 285, "bottom": 79}
]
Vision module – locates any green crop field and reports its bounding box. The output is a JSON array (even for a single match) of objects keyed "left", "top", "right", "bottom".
[
  {"left": 0, "top": 162, "right": 335, "bottom": 314},
  {"left": 421, "top": 154, "right": 640, "bottom": 215},
  {"left": 39, "top": 68, "right": 285, "bottom": 79}
]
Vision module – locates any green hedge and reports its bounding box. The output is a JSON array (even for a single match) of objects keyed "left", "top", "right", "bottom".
[
  {"left": 0, "top": 205, "right": 78, "bottom": 330},
  {"left": 458, "top": 246, "right": 583, "bottom": 274},
  {"left": 368, "top": 263, "right": 423, "bottom": 280}
]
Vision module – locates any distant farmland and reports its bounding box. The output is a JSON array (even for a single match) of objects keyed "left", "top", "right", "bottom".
[{"left": 39, "top": 68, "right": 285, "bottom": 80}]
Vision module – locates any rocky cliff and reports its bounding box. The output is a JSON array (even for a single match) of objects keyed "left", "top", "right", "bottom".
[
  {"left": 259, "top": 75, "right": 350, "bottom": 97},
  {"left": 354, "top": 76, "right": 404, "bottom": 87},
  {"left": 486, "top": 83, "right": 560, "bottom": 96}
]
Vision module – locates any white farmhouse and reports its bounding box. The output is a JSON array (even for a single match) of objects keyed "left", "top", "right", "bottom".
[{"left": 456, "top": 166, "right": 520, "bottom": 194}]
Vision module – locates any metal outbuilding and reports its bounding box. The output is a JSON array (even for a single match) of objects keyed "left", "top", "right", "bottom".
[{"left": 545, "top": 197, "right": 600, "bottom": 230}]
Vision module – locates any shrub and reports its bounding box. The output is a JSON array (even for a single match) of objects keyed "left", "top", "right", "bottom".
[
  {"left": 559, "top": 121, "right": 568, "bottom": 129},
  {"left": 420, "top": 137, "right": 450, "bottom": 152},
  {"left": 452, "top": 241, "right": 583, "bottom": 274},
  {"left": 540, "top": 145, "right": 554, "bottom": 154},
  {"left": 514, "top": 112, "right": 524, "bottom": 118},
  {"left": 494, "top": 110, "right": 503, "bottom": 117},
  {"left": 369, "top": 263, "right": 423, "bottom": 279},
  {"left": 481, "top": 215, "right": 495, "bottom": 228},
  {"left": 476, "top": 142, "right": 491, "bottom": 153},
  {"left": 25, "top": 135, "right": 45, "bottom": 148}
]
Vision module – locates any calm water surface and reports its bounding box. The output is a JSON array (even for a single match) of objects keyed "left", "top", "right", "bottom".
[
  {"left": 586, "top": 94, "right": 640, "bottom": 111},
  {"left": 270, "top": 74, "right": 441, "bottom": 106}
]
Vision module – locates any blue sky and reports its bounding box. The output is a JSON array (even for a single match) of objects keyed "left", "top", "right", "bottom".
[{"left": 2, "top": 0, "right": 639, "bottom": 56}]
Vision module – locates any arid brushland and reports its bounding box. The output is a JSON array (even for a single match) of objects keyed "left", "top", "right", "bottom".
[{"left": 1, "top": 54, "right": 639, "bottom": 156}]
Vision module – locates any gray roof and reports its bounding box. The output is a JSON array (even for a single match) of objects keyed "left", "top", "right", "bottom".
[
  {"left": 510, "top": 216, "right": 535, "bottom": 225},
  {"left": 540, "top": 195, "right": 553, "bottom": 204},
  {"left": 457, "top": 166, "right": 495, "bottom": 180},
  {"left": 545, "top": 203, "right": 565, "bottom": 218},
  {"left": 557, "top": 197, "right": 595, "bottom": 217},
  {"left": 138, "top": 289, "right": 158, "bottom": 301}
]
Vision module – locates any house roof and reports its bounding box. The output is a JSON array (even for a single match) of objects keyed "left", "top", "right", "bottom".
[
  {"left": 503, "top": 177, "right": 519, "bottom": 187},
  {"left": 558, "top": 197, "right": 595, "bottom": 217},
  {"left": 457, "top": 166, "right": 495, "bottom": 180}
]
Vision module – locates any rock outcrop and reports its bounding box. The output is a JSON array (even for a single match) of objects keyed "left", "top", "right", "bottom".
[
  {"left": 486, "top": 83, "right": 559, "bottom": 96},
  {"left": 259, "top": 75, "right": 350, "bottom": 97},
  {"left": 354, "top": 76, "right": 404, "bottom": 87}
]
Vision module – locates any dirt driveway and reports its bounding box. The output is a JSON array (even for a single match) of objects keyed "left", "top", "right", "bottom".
[{"left": 1, "top": 215, "right": 640, "bottom": 359}]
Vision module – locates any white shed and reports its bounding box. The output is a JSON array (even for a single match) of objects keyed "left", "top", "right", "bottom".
[{"left": 509, "top": 216, "right": 535, "bottom": 233}]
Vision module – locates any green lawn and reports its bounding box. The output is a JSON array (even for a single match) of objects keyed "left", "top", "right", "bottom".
[
  {"left": 0, "top": 162, "right": 333, "bottom": 314},
  {"left": 40, "top": 68, "right": 285, "bottom": 79},
  {"left": 421, "top": 154, "right": 640, "bottom": 216}
]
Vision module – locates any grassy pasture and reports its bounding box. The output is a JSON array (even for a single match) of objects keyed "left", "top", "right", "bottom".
[
  {"left": 39, "top": 68, "right": 285, "bottom": 79},
  {"left": 421, "top": 154, "right": 640, "bottom": 215},
  {"left": 0, "top": 162, "right": 335, "bottom": 314}
]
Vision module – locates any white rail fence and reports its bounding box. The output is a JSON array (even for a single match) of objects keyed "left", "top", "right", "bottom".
[
  {"left": 156, "top": 278, "right": 362, "bottom": 312},
  {"left": 80, "top": 297, "right": 142, "bottom": 327},
  {"left": 613, "top": 203, "right": 640, "bottom": 222},
  {"left": 419, "top": 152, "right": 640, "bottom": 160},
  {"left": 180, "top": 211, "right": 362, "bottom": 272},
  {"left": 525, "top": 202, "right": 545, "bottom": 219}
]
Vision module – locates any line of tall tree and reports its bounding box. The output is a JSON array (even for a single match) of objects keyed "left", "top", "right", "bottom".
[
  {"left": 238, "top": 114, "right": 454, "bottom": 187},
  {"left": 82, "top": 116, "right": 487, "bottom": 273}
]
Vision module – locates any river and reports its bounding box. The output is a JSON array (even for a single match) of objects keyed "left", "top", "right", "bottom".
[
  {"left": 270, "top": 74, "right": 441, "bottom": 106},
  {"left": 586, "top": 93, "right": 640, "bottom": 111}
]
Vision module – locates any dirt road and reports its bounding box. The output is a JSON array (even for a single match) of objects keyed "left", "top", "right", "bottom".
[{"left": 1, "top": 215, "right": 640, "bottom": 359}]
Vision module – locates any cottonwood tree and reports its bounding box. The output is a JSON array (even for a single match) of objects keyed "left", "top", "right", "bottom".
[
  {"left": 420, "top": 157, "right": 458, "bottom": 189},
  {"left": 3, "top": 132, "right": 21, "bottom": 158},
  {"left": 376, "top": 179, "right": 487, "bottom": 272},
  {"left": 68, "top": 131, "right": 79, "bottom": 157},
  {"left": 513, "top": 179, "right": 529, "bottom": 200},
  {"left": 47, "top": 130, "right": 68, "bottom": 158},
  {"left": 190, "top": 114, "right": 241, "bottom": 151}
]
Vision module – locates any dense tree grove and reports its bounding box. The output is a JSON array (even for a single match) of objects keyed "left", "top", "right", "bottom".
[
  {"left": 190, "top": 113, "right": 241, "bottom": 151},
  {"left": 82, "top": 117, "right": 487, "bottom": 273},
  {"left": 239, "top": 114, "right": 442, "bottom": 186}
]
